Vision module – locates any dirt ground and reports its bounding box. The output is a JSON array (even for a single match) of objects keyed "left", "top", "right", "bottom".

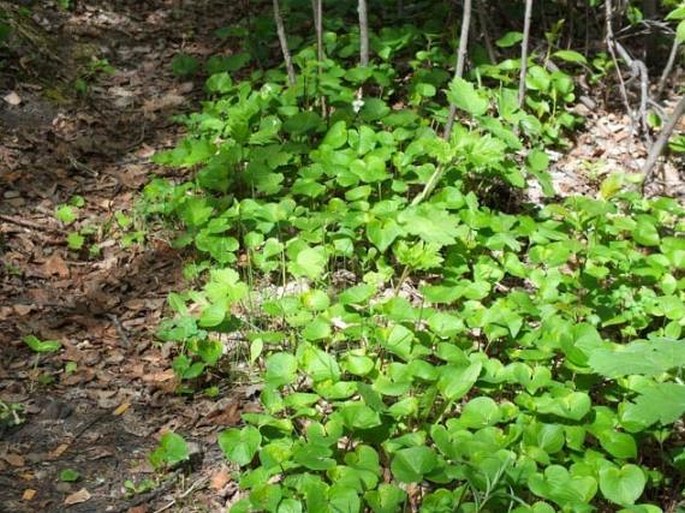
[
  {"left": 1, "top": 1, "right": 252, "bottom": 511},
  {"left": 0, "top": 1, "right": 683, "bottom": 512}
]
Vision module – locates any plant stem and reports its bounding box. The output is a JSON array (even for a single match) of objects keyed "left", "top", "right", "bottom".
[
  {"left": 358, "top": 0, "right": 370, "bottom": 66},
  {"left": 444, "top": 0, "right": 472, "bottom": 140}
]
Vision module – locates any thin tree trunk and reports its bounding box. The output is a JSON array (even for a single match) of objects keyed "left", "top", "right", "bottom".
[
  {"left": 443, "top": 0, "right": 473, "bottom": 140},
  {"left": 656, "top": 37, "right": 680, "bottom": 99},
  {"left": 358, "top": 0, "right": 369, "bottom": 66},
  {"left": 273, "top": 0, "right": 296, "bottom": 85},
  {"left": 642, "top": 94, "right": 685, "bottom": 188},
  {"left": 518, "top": 0, "right": 533, "bottom": 109},
  {"left": 312, "top": 0, "right": 324, "bottom": 62}
]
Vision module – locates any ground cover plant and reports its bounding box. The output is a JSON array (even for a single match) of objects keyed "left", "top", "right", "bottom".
[{"left": 143, "top": 0, "right": 685, "bottom": 511}]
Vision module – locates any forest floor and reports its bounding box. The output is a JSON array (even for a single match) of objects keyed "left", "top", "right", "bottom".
[{"left": 0, "top": 1, "right": 683, "bottom": 512}]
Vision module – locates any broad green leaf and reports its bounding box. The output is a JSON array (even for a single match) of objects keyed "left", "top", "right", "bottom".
[
  {"left": 391, "top": 446, "right": 438, "bottom": 483},
  {"left": 328, "top": 484, "right": 360, "bottom": 513},
  {"left": 588, "top": 338, "right": 685, "bottom": 378},
  {"left": 365, "top": 484, "right": 407, "bottom": 513},
  {"left": 250, "top": 483, "right": 282, "bottom": 512},
  {"left": 496, "top": 31, "right": 524, "bottom": 47},
  {"left": 218, "top": 426, "right": 261, "bottom": 466},
  {"left": 340, "top": 402, "right": 382, "bottom": 430},
  {"left": 298, "top": 344, "right": 340, "bottom": 382},
  {"left": 459, "top": 396, "right": 502, "bottom": 428},
  {"left": 289, "top": 246, "right": 327, "bottom": 280},
  {"left": 553, "top": 50, "right": 588, "bottom": 65},
  {"left": 621, "top": 383, "right": 685, "bottom": 428},
  {"left": 599, "top": 464, "right": 646, "bottom": 505},
  {"left": 367, "top": 218, "right": 402, "bottom": 252},
  {"left": 321, "top": 121, "right": 348, "bottom": 149},
  {"left": 446, "top": 77, "right": 489, "bottom": 116},
  {"left": 534, "top": 390, "right": 591, "bottom": 421},
  {"left": 437, "top": 361, "right": 482, "bottom": 401},
  {"left": 631, "top": 216, "right": 660, "bottom": 246},
  {"left": 265, "top": 353, "right": 298, "bottom": 386},
  {"left": 528, "top": 465, "right": 597, "bottom": 506},
  {"left": 283, "top": 111, "right": 322, "bottom": 134},
  {"left": 293, "top": 443, "right": 336, "bottom": 470},
  {"left": 151, "top": 432, "right": 189, "bottom": 468}
]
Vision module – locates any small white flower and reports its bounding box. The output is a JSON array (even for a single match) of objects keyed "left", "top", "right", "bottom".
[{"left": 352, "top": 98, "right": 365, "bottom": 113}]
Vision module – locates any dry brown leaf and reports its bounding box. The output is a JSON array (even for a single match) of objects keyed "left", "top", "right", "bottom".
[
  {"left": 22, "top": 488, "right": 36, "bottom": 501},
  {"left": 142, "top": 369, "right": 176, "bottom": 383},
  {"left": 13, "top": 304, "right": 33, "bottom": 316},
  {"left": 49, "top": 443, "right": 70, "bottom": 459},
  {"left": 210, "top": 468, "right": 231, "bottom": 491},
  {"left": 3, "top": 453, "right": 25, "bottom": 467},
  {"left": 3, "top": 91, "right": 21, "bottom": 105},
  {"left": 64, "top": 488, "right": 91, "bottom": 506},
  {"left": 42, "top": 253, "right": 70, "bottom": 278},
  {"left": 127, "top": 506, "right": 148, "bottom": 513}
]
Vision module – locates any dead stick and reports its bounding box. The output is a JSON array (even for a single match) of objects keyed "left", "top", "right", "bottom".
[{"left": 642, "top": 94, "right": 685, "bottom": 189}]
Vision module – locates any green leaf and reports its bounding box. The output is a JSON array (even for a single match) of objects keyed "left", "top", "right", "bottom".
[
  {"left": 631, "top": 216, "right": 660, "bottom": 246},
  {"left": 55, "top": 205, "right": 77, "bottom": 225},
  {"left": 298, "top": 344, "right": 340, "bottom": 382},
  {"left": 458, "top": 396, "right": 502, "bottom": 428},
  {"left": 67, "top": 232, "right": 85, "bottom": 250},
  {"left": 150, "top": 432, "right": 189, "bottom": 468},
  {"left": 437, "top": 361, "right": 482, "bottom": 401},
  {"left": 534, "top": 390, "right": 591, "bottom": 421},
  {"left": 677, "top": 19, "right": 685, "bottom": 44},
  {"left": 367, "top": 218, "right": 402, "bottom": 253},
  {"left": 528, "top": 465, "right": 597, "bottom": 506},
  {"left": 588, "top": 338, "right": 685, "bottom": 378},
  {"left": 599, "top": 464, "right": 646, "bottom": 505},
  {"left": 321, "top": 121, "right": 348, "bottom": 149},
  {"left": 218, "top": 426, "right": 261, "bottom": 466},
  {"left": 553, "top": 50, "right": 588, "bottom": 65},
  {"left": 496, "top": 31, "right": 524, "bottom": 47},
  {"left": 328, "top": 484, "right": 360, "bottom": 513},
  {"left": 171, "top": 53, "right": 199, "bottom": 77},
  {"left": 446, "top": 77, "right": 489, "bottom": 116},
  {"left": 391, "top": 446, "right": 438, "bottom": 483},
  {"left": 621, "top": 383, "right": 685, "bottom": 428},
  {"left": 265, "top": 353, "right": 298, "bottom": 387},
  {"left": 340, "top": 402, "right": 382, "bottom": 430},
  {"left": 283, "top": 111, "right": 322, "bottom": 135},
  {"left": 365, "top": 484, "right": 407, "bottom": 513},
  {"left": 23, "top": 335, "right": 61, "bottom": 353},
  {"left": 289, "top": 246, "right": 327, "bottom": 280},
  {"left": 59, "top": 468, "right": 81, "bottom": 482}
]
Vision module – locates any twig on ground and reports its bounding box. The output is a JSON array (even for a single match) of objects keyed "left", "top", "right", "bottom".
[
  {"left": 152, "top": 476, "right": 209, "bottom": 513},
  {"left": 0, "top": 214, "right": 59, "bottom": 233}
]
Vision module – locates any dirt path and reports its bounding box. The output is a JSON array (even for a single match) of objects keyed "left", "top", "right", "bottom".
[{"left": 0, "top": 2, "right": 247, "bottom": 511}]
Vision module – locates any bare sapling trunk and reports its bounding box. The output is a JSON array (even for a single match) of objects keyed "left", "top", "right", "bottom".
[
  {"left": 518, "top": 0, "right": 533, "bottom": 109},
  {"left": 642, "top": 94, "right": 685, "bottom": 188},
  {"left": 444, "top": 0, "right": 473, "bottom": 140},
  {"left": 273, "top": 0, "right": 296, "bottom": 86},
  {"left": 312, "top": 0, "right": 324, "bottom": 62},
  {"left": 358, "top": 0, "right": 370, "bottom": 66}
]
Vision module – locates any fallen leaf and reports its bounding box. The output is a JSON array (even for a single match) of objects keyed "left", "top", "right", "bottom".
[
  {"left": 49, "top": 443, "right": 70, "bottom": 459},
  {"left": 64, "top": 488, "right": 91, "bottom": 506},
  {"left": 127, "top": 506, "right": 148, "bottom": 513},
  {"left": 42, "top": 254, "right": 70, "bottom": 278},
  {"left": 3, "top": 91, "right": 21, "bottom": 105},
  {"left": 142, "top": 369, "right": 176, "bottom": 383},
  {"left": 210, "top": 468, "right": 231, "bottom": 490},
  {"left": 113, "top": 401, "right": 131, "bottom": 416},
  {"left": 3, "top": 453, "right": 25, "bottom": 467},
  {"left": 22, "top": 489, "right": 36, "bottom": 501},
  {"left": 13, "top": 304, "right": 33, "bottom": 316}
]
